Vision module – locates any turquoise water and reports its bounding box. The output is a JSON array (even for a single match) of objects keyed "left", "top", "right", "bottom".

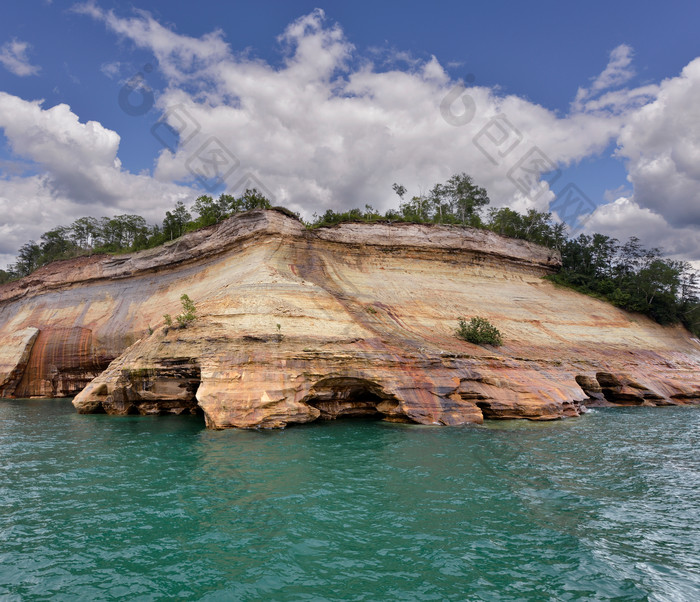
[{"left": 1, "top": 400, "right": 699, "bottom": 601}]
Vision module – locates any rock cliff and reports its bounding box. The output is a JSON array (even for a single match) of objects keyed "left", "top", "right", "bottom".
[{"left": 1, "top": 209, "right": 699, "bottom": 428}]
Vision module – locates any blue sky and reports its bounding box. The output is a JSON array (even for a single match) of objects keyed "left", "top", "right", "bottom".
[{"left": 1, "top": 1, "right": 699, "bottom": 268}]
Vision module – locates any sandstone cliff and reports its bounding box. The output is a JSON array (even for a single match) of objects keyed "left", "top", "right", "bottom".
[{"left": 1, "top": 209, "right": 699, "bottom": 428}]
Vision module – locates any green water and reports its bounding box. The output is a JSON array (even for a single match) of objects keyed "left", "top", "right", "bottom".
[{"left": 1, "top": 400, "right": 699, "bottom": 601}]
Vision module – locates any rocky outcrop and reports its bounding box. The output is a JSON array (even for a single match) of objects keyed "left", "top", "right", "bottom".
[
  {"left": 0, "top": 327, "right": 39, "bottom": 397},
  {"left": 1, "top": 209, "right": 699, "bottom": 427}
]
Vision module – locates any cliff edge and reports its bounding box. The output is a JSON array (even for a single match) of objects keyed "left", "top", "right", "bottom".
[{"left": 1, "top": 209, "right": 698, "bottom": 427}]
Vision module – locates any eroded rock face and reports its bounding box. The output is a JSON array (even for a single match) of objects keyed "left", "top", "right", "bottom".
[
  {"left": 12, "top": 327, "right": 108, "bottom": 398},
  {"left": 0, "top": 327, "right": 39, "bottom": 397},
  {"left": 2, "top": 209, "right": 699, "bottom": 427}
]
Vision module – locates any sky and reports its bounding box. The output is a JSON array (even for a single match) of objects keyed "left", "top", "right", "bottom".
[{"left": 0, "top": 1, "right": 699, "bottom": 269}]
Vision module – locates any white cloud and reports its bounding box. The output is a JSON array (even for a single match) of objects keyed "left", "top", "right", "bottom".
[
  {"left": 0, "top": 92, "right": 191, "bottom": 206},
  {"left": 614, "top": 58, "right": 700, "bottom": 228},
  {"left": 72, "top": 1, "right": 229, "bottom": 84},
  {"left": 100, "top": 61, "right": 123, "bottom": 79},
  {"left": 573, "top": 44, "right": 638, "bottom": 112},
  {"left": 76, "top": 6, "right": 637, "bottom": 221},
  {"left": 0, "top": 92, "right": 194, "bottom": 260},
  {"left": 585, "top": 197, "right": 700, "bottom": 261},
  {"left": 591, "top": 44, "right": 636, "bottom": 92},
  {"left": 0, "top": 39, "right": 40, "bottom": 77}
]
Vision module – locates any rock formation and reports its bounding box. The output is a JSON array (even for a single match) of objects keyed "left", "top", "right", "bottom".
[{"left": 1, "top": 209, "right": 699, "bottom": 428}]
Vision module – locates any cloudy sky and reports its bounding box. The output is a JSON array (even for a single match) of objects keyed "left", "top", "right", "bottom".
[{"left": 1, "top": 1, "right": 699, "bottom": 269}]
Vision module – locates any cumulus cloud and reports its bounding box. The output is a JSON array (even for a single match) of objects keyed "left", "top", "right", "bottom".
[
  {"left": 584, "top": 196, "right": 700, "bottom": 262},
  {"left": 0, "top": 39, "right": 40, "bottom": 77},
  {"left": 572, "top": 44, "right": 645, "bottom": 113},
  {"left": 0, "top": 92, "right": 194, "bottom": 260},
  {"left": 614, "top": 58, "right": 700, "bottom": 229},
  {"left": 74, "top": 6, "right": 637, "bottom": 220},
  {"left": 594, "top": 44, "right": 636, "bottom": 89},
  {"left": 0, "top": 92, "right": 191, "bottom": 208}
]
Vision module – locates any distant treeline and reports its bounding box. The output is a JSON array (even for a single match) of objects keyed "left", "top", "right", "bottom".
[{"left": 1, "top": 174, "right": 698, "bottom": 336}]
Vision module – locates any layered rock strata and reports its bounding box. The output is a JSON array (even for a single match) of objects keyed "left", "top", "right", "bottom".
[{"left": 0, "top": 209, "right": 698, "bottom": 428}]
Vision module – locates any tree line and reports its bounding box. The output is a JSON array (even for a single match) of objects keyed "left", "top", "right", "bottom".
[
  {"left": 308, "top": 173, "right": 568, "bottom": 250},
  {"left": 549, "top": 234, "right": 700, "bottom": 333},
  {"left": 0, "top": 188, "right": 271, "bottom": 282},
  {"left": 1, "top": 174, "right": 698, "bottom": 336}
]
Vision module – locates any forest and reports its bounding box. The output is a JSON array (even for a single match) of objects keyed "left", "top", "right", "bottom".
[{"left": 1, "top": 174, "right": 698, "bottom": 336}]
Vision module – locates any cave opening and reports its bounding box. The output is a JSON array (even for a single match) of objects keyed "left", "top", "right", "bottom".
[
  {"left": 304, "top": 377, "right": 403, "bottom": 422},
  {"left": 475, "top": 400, "right": 497, "bottom": 419},
  {"left": 99, "top": 362, "right": 204, "bottom": 420}
]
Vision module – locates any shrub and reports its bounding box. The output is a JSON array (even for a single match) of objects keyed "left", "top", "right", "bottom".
[
  {"left": 455, "top": 316, "right": 503, "bottom": 346},
  {"left": 163, "top": 314, "right": 173, "bottom": 327},
  {"left": 175, "top": 294, "right": 197, "bottom": 328}
]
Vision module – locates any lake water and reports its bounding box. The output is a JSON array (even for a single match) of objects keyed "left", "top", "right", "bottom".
[{"left": 1, "top": 399, "right": 699, "bottom": 601}]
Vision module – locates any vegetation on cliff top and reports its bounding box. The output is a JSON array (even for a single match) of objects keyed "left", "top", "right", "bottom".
[{"left": 1, "top": 174, "right": 698, "bottom": 336}]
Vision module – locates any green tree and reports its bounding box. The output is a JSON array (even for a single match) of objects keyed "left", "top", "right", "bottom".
[
  {"left": 69, "top": 217, "right": 100, "bottom": 250},
  {"left": 175, "top": 294, "right": 197, "bottom": 328},
  {"left": 40, "top": 226, "right": 77, "bottom": 263},
  {"left": 192, "top": 195, "right": 225, "bottom": 227},
  {"left": 218, "top": 193, "right": 241, "bottom": 215},
  {"left": 240, "top": 188, "right": 271, "bottom": 211},
  {"left": 163, "top": 201, "right": 192, "bottom": 240},
  {"left": 13, "top": 241, "right": 42, "bottom": 277},
  {"left": 392, "top": 183, "right": 407, "bottom": 200},
  {"left": 444, "top": 173, "right": 490, "bottom": 226}
]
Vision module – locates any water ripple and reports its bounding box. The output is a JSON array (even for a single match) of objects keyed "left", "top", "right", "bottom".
[{"left": 1, "top": 400, "right": 699, "bottom": 600}]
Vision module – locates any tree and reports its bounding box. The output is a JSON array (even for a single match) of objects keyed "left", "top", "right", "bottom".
[
  {"left": 192, "top": 195, "right": 225, "bottom": 227},
  {"left": 95, "top": 214, "right": 147, "bottom": 251},
  {"left": 69, "top": 217, "right": 100, "bottom": 250},
  {"left": 163, "top": 201, "right": 192, "bottom": 240},
  {"left": 217, "top": 193, "right": 240, "bottom": 215},
  {"left": 240, "top": 188, "right": 271, "bottom": 211},
  {"left": 616, "top": 236, "right": 644, "bottom": 279},
  {"left": 175, "top": 294, "right": 197, "bottom": 328},
  {"left": 487, "top": 207, "right": 523, "bottom": 238},
  {"left": 443, "top": 173, "right": 490, "bottom": 226},
  {"left": 13, "top": 241, "right": 42, "bottom": 277},
  {"left": 40, "top": 226, "right": 77, "bottom": 263},
  {"left": 428, "top": 183, "right": 451, "bottom": 223},
  {"left": 400, "top": 194, "right": 428, "bottom": 222},
  {"left": 392, "top": 183, "right": 407, "bottom": 200},
  {"left": 0, "top": 269, "right": 13, "bottom": 284}
]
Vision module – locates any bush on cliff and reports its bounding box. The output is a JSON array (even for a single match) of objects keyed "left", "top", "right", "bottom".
[
  {"left": 456, "top": 316, "right": 503, "bottom": 346},
  {"left": 176, "top": 294, "right": 197, "bottom": 328},
  {"left": 163, "top": 294, "right": 197, "bottom": 331}
]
